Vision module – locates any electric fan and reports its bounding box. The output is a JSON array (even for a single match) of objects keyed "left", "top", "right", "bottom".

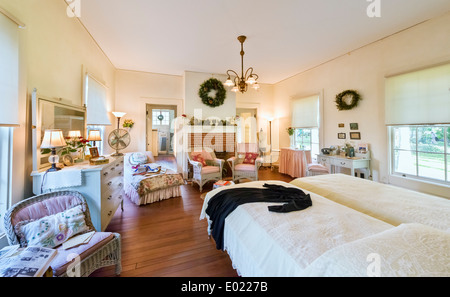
[{"left": 108, "top": 128, "right": 130, "bottom": 156}]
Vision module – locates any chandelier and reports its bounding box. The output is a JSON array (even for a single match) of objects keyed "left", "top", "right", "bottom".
[{"left": 224, "top": 35, "right": 260, "bottom": 93}]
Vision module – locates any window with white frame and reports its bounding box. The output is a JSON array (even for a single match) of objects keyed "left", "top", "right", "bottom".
[
  {"left": 152, "top": 110, "right": 170, "bottom": 126},
  {"left": 0, "top": 127, "right": 13, "bottom": 235},
  {"left": 294, "top": 127, "right": 320, "bottom": 156},
  {"left": 385, "top": 63, "right": 450, "bottom": 185},
  {"left": 291, "top": 94, "right": 320, "bottom": 158},
  {"left": 391, "top": 125, "right": 450, "bottom": 183}
]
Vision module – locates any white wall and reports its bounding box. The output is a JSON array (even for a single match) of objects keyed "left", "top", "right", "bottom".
[
  {"left": 114, "top": 69, "right": 184, "bottom": 153},
  {"left": 0, "top": 0, "right": 116, "bottom": 204},
  {"left": 273, "top": 11, "right": 450, "bottom": 198}
]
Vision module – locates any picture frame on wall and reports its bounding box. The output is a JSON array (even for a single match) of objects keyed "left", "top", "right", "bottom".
[
  {"left": 350, "top": 132, "right": 361, "bottom": 140},
  {"left": 350, "top": 123, "right": 358, "bottom": 130},
  {"left": 338, "top": 133, "right": 346, "bottom": 139},
  {"left": 338, "top": 123, "right": 345, "bottom": 128}
]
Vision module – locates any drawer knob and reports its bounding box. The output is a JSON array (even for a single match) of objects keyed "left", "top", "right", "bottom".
[
  {"left": 103, "top": 172, "right": 108, "bottom": 176},
  {"left": 108, "top": 210, "right": 112, "bottom": 216},
  {"left": 107, "top": 181, "right": 112, "bottom": 186},
  {"left": 107, "top": 195, "right": 112, "bottom": 200}
]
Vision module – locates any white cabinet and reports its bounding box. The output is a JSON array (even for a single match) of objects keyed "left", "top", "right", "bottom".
[{"left": 31, "top": 155, "right": 124, "bottom": 231}]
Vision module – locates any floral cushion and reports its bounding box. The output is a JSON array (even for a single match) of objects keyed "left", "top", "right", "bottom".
[
  {"left": 15, "top": 205, "right": 90, "bottom": 248},
  {"left": 243, "top": 152, "right": 259, "bottom": 165},
  {"left": 129, "top": 152, "right": 148, "bottom": 165}
]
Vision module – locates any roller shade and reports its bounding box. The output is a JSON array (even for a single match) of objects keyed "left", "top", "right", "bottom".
[
  {"left": 85, "top": 74, "right": 111, "bottom": 126},
  {"left": 291, "top": 94, "right": 319, "bottom": 128},
  {"left": 385, "top": 63, "right": 450, "bottom": 125},
  {"left": 0, "top": 12, "right": 19, "bottom": 127}
]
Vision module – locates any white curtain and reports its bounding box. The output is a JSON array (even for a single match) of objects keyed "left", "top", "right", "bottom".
[
  {"left": 291, "top": 94, "right": 319, "bottom": 128},
  {"left": 85, "top": 74, "right": 111, "bottom": 126},
  {"left": 385, "top": 63, "right": 450, "bottom": 125},
  {"left": 0, "top": 12, "right": 19, "bottom": 126}
]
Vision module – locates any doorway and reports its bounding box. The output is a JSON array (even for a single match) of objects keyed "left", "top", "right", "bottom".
[
  {"left": 236, "top": 108, "right": 257, "bottom": 143},
  {"left": 146, "top": 104, "right": 177, "bottom": 156}
]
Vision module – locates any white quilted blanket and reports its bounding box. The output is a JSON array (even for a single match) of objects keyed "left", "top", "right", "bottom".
[
  {"left": 200, "top": 181, "right": 392, "bottom": 276},
  {"left": 300, "top": 223, "right": 450, "bottom": 277}
]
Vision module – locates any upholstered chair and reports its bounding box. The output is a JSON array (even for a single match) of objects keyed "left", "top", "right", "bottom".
[
  {"left": 4, "top": 190, "right": 121, "bottom": 277},
  {"left": 227, "top": 143, "right": 263, "bottom": 182},
  {"left": 187, "top": 148, "right": 224, "bottom": 192},
  {"left": 304, "top": 152, "right": 330, "bottom": 176}
]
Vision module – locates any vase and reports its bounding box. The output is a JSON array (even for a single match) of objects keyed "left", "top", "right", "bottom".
[{"left": 290, "top": 135, "right": 295, "bottom": 148}]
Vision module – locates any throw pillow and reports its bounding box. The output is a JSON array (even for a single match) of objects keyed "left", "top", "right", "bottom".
[
  {"left": 243, "top": 152, "right": 259, "bottom": 165},
  {"left": 129, "top": 152, "right": 148, "bottom": 165},
  {"left": 192, "top": 154, "right": 206, "bottom": 166},
  {"left": 15, "top": 205, "right": 90, "bottom": 248}
]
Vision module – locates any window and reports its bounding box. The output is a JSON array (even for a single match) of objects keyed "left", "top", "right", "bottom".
[
  {"left": 0, "top": 127, "right": 13, "bottom": 235},
  {"left": 152, "top": 110, "right": 170, "bottom": 126},
  {"left": 391, "top": 125, "right": 450, "bottom": 183},
  {"left": 294, "top": 128, "right": 319, "bottom": 157}
]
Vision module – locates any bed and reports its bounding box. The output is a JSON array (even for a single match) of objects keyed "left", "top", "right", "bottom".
[
  {"left": 199, "top": 177, "right": 450, "bottom": 277},
  {"left": 123, "top": 152, "right": 184, "bottom": 206}
]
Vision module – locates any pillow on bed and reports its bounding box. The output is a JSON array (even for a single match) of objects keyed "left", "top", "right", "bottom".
[
  {"left": 14, "top": 205, "right": 91, "bottom": 248},
  {"left": 243, "top": 152, "right": 259, "bottom": 165},
  {"left": 129, "top": 152, "right": 148, "bottom": 165}
]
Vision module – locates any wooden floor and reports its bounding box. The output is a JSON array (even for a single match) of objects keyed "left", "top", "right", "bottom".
[{"left": 90, "top": 157, "right": 294, "bottom": 277}]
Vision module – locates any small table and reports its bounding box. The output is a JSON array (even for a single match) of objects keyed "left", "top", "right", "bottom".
[
  {"left": 200, "top": 180, "right": 235, "bottom": 200},
  {"left": 317, "top": 153, "right": 371, "bottom": 178},
  {"left": 279, "top": 148, "right": 311, "bottom": 178}
]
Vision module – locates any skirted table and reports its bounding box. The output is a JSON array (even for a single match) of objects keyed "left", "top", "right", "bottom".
[{"left": 279, "top": 148, "right": 311, "bottom": 178}]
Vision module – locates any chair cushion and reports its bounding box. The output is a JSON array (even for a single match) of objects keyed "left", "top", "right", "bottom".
[
  {"left": 201, "top": 166, "right": 220, "bottom": 174},
  {"left": 51, "top": 232, "right": 115, "bottom": 276},
  {"left": 14, "top": 204, "right": 91, "bottom": 248},
  {"left": 235, "top": 164, "right": 256, "bottom": 172},
  {"left": 243, "top": 152, "right": 259, "bottom": 165},
  {"left": 308, "top": 163, "right": 329, "bottom": 173}
]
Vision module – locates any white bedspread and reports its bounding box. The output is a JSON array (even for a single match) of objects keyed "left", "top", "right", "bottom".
[
  {"left": 200, "top": 181, "right": 393, "bottom": 277},
  {"left": 290, "top": 174, "right": 450, "bottom": 232},
  {"left": 300, "top": 223, "right": 450, "bottom": 277}
]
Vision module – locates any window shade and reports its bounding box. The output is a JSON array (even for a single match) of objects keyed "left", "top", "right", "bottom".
[
  {"left": 0, "top": 13, "right": 19, "bottom": 126},
  {"left": 385, "top": 63, "right": 450, "bottom": 125},
  {"left": 291, "top": 94, "right": 319, "bottom": 128},
  {"left": 85, "top": 74, "right": 111, "bottom": 126}
]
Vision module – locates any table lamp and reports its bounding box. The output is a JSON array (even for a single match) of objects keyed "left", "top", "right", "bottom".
[
  {"left": 40, "top": 129, "right": 67, "bottom": 172},
  {"left": 88, "top": 130, "right": 102, "bottom": 147}
]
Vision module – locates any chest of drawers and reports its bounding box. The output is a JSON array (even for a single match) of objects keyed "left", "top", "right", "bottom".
[{"left": 31, "top": 155, "right": 124, "bottom": 231}]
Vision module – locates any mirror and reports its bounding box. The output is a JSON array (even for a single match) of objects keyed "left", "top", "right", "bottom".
[{"left": 34, "top": 95, "right": 86, "bottom": 170}]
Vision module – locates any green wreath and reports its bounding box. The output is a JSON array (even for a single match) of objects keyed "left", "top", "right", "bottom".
[
  {"left": 198, "top": 78, "right": 226, "bottom": 107},
  {"left": 335, "top": 90, "right": 362, "bottom": 111}
]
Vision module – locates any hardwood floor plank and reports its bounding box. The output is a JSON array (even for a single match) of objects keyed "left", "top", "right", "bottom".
[{"left": 90, "top": 159, "right": 293, "bottom": 277}]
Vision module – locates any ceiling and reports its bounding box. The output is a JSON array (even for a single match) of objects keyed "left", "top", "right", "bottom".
[{"left": 78, "top": 0, "right": 450, "bottom": 84}]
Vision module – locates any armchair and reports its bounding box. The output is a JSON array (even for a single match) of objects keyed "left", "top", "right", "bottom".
[
  {"left": 4, "top": 190, "right": 121, "bottom": 277},
  {"left": 227, "top": 143, "right": 263, "bottom": 182},
  {"left": 187, "top": 148, "right": 224, "bottom": 192}
]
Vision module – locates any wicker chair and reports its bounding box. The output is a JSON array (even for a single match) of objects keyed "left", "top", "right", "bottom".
[
  {"left": 4, "top": 190, "right": 121, "bottom": 277},
  {"left": 227, "top": 143, "right": 263, "bottom": 182},
  {"left": 187, "top": 148, "right": 224, "bottom": 192}
]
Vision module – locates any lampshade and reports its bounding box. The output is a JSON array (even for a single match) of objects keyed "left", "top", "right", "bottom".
[
  {"left": 112, "top": 111, "right": 126, "bottom": 118},
  {"left": 88, "top": 130, "right": 102, "bottom": 141},
  {"left": 68, "top": 130, "right": 81, "bottom": 138},
  {"left": 40, "top": 129, "right": 67, "bottom": 149}
]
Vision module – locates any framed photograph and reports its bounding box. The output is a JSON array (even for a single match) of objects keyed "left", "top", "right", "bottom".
[
  {"left": 62, "top": 154, "right": 73, "bottom": 166},
  {"left": 89, "top": 147, "right": 99, "bottom": 158},
  {"left": 338, "top": 133, "right": 346, "bottom": 139},
  {"left": 350, "top": 123, "right": 358, "bottom": 130},
  {"left": 338, "top": 123, "right": 345, "bottom": 128},
  {"left": 358, "top": 143, "right": 369, "bottom": 153},
  {"left": 350, "top": 132, "right": 361, "bottom": 140}
]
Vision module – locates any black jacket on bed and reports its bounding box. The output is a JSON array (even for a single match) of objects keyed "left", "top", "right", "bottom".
[{"left": 205, "top": 183, "right": 312, "bottom": 250}]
